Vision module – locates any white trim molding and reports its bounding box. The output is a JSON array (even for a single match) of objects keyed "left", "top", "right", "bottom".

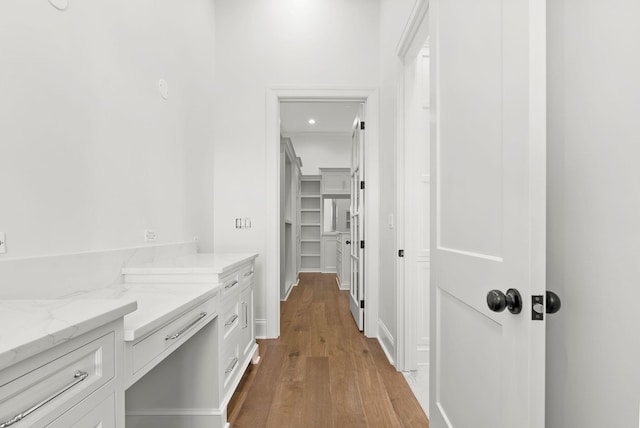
[
  {"left": 255, "top": 319, "right": 267, "bottom": 339},
  {"left": 378, "top": 319, "right": 396, "bottom": 366},
  {"left": 125, "top": 408, "right": 226, "bottom": 428},
  {"left": 281, "top": 131, "right": 352, "bottom": 139},
  {"left": 266, "top": 86, "right": 381, "bottom": 339},
  {"left": 396, "top": 0, "right": 430, "bottom": 59}
]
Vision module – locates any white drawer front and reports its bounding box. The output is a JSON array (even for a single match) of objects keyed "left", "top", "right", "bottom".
[
  {"left": 220, "top": 275, "right": 240, "bottom": 299},
  {"left": 0, "top": 332, "right": 115, "bottom": 428},
  {"left": 131, "top": 297, "right": 217, "bottom": 375},
  {"left": 221, "top": 343, "right": 240, "bottom": 395},
  {"left": 222, "top": 300, "right": 240, "bottom": 342},
  {"left": 238, "top": 264, "right": 255, "bottom": 287}
]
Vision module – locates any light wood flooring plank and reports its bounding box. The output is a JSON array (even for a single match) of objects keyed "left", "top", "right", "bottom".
[
  {"left": 228, "top": 273, "right": 429, "bottom": 428},
  {"left": 301, "top": 356, "right": 333, "bottom": 427},
  {"left": 230, "top": 344, "right": 288, "bottom": 428}
]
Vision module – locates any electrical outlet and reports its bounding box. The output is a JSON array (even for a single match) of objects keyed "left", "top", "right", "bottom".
[
  {"left": 144, "top": 230, "right": 157, "bottom": 242},
  {"left": 0, "top": 232, "right": 6, "bottom": 254}
]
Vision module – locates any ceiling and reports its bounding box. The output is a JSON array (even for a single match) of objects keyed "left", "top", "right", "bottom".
[{"left": 280, "top": 102, "right": 360, "bottom": 135}]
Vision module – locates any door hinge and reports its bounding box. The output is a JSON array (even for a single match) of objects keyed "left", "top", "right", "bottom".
[
  {"left": 360, "top": 240, "right": 365, "bottom": 249},
  {"left": 360, "top": 300, "right": 365, "bottom": 309},
  {"left": 360, "top": 180, "right": 365, "bottom": 190},
  {"left": 532, "top": 295, "right": 544, "bottom": 321},
  {"left": 398, "top": 249, "right": 405, "bottom": 257},
  {"left": 360, "top": 121, "right": 365, "bottom": 130}
]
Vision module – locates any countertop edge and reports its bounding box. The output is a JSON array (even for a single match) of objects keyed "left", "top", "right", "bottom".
[
  {"left": 123, "top": 287, "right": 219, "bottom": 342},
  {"left": 0, "top": 300, "right": 138, "bottom": 372}
]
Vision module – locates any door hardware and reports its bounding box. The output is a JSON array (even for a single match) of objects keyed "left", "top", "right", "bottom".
[
  {"left": 487, "top": 288, "right": 522, "bottom": 314},
  {"left": 531, "top": 291, "right": 562, "bottom": 320}
]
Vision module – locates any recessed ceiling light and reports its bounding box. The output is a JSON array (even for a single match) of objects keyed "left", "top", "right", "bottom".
[{"left": 308, "top": 118, "right": 316, "bottom": 125}]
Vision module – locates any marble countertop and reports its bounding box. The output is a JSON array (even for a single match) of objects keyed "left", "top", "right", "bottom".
[
  {"left": 121, "top": 252, "right": 258, "bottom": 276},
  {"left": 0, "top": 253, "right": 249, "bottom": 372},
  {"left": 0, "top": 282, "right": 218, "bottom": 371},
  {"left": 80, "top": 282, "right": 219, "bottom": 341},
  {"left": 0, "top": 299, "right": 137, "bottom": 371}
]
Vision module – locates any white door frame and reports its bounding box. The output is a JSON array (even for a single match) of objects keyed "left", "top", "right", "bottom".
[
  {"left": 395, "top": 0, "right": 429, "bottom": 371},
  {"left": 265, "top": 86, "right": 380, "bottom": 339}
]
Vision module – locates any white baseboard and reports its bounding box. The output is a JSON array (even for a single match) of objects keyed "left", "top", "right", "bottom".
[
  {"left": 281, "top": 281, "right": 296, "bottom": 301},
  {"left": 126, "top": 408, "right": 223, "bottom": 416},
  {"left": 126, "top": 408, "right": 226, "bottom": 428},
  {"left": 255, "top": 318, "right": 267, "bottom": 339},
  {"left": 335, "top": 276, "right": 350, "bottom": 290},
  {"left": 377, "top": 319, "right": 395, "bottom": 365}
]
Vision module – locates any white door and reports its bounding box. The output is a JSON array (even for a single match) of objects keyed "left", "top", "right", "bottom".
[
  {"left": 350, "top": 109, "right": 365, "bottom": 330},
  {"left": 429, "top": 0, "right": 546, "bottom": 427},
  {"left": 400, "top": 44, "right": 432, "bottom": 371}
]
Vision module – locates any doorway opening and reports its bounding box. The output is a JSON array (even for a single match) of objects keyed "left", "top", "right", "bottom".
[
  {"left": 395, "top": 0, "right": 430, "bottom": 415},
  {"left": 265, "top": 87, "right": 380, "bottom": 339},
  {"left": 279, "top": 100, "right": 366, "bottom": 331}
]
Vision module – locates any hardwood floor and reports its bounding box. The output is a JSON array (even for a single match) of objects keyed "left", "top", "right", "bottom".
[{"left": 228, "top": 272, "right": 429, "bottom": 427}]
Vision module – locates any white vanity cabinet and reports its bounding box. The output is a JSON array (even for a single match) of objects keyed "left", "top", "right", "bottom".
[
  {"left": 219, "top": 264, "right": 255, "bottom": 398},
  {"left": 123, "top": 293, "right": 219, "bottom": 387},
  {"left": 121, "top": 253, "right": 259, "bottom": 426},
  {"left": 0, "top": 301, "right": 135, "bottom": 428}
]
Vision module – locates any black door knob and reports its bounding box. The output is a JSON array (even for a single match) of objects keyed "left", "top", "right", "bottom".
[
  {"left": 487, "top": 290, "right": 507, "bottom": 312},
  {"left": 546, "top": 291, "right": 561, "bottom": 314},
  {"left": 345, "top": 240, "right": 351, "bottom": 245},
  {"left": 487, "top": 288, "right": 522, "bottom": 314}
]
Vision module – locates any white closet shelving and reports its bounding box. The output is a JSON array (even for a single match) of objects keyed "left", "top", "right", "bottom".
[{"left": 299, "top": 175, "right": 321, "bottom": 271}]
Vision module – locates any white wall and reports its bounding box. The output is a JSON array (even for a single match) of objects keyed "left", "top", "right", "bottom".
[
  {"left": 0, "top": 0, "right": 216, "bottom": 262},
  {"left": 378, "top": 0, "right": 417, "bottom": 357},
  {"left": 289, "top": 134, "right": 350, "bottom": 175},
  {"left": 212, "top": 0, "right": 380, "bottom": 336},
  {"left": 546, "top": 1, "right": 640, "bottom": 426}
]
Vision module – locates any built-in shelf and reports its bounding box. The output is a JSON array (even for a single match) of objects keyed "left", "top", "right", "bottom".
[{"left": 299, "top": 175, "right": 322, "bottom": 272}]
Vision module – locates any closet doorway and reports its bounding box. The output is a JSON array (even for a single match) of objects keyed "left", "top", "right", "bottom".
[
  {"left": 265, "top": 87, "right": 380, "bottom": 339},
  {"left": 395, "top": 0, "right": 429, "bottom": 412},
  {"left": 278, "top": 101, "right": 365, "bottom": 330}
]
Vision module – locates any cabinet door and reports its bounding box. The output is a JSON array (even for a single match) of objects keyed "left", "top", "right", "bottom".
[
  {"left": 321, "top": 236, "right": 338, "bottom": 272},
  {"left": 322, "top": 171, "right": 350, "bottom": 194},
  {"left": 239, "top": 286, "right": 254, "bottom": 360}
]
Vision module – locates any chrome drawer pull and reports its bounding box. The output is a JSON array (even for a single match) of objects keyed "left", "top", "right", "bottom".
[
  {"left": 225, "top": 314, "right": 239, "bottom": 326},
  {"left": 225, "top": 357, "right": 239, "bottom": 374},
  {"left": 225, "top": 280, "right": 239, "bottom": 290},
  {"left": 165, "top": 312, "right": 207, "bottom": 341},
  {"left": 243, "top": 271, "right": 254, "bottom": 278},
  {"left": 0, "top": 371, "right": 89, "bottom": 427},
  {"left": 242, "top": 302, "right": 248, "bottom": 329}
]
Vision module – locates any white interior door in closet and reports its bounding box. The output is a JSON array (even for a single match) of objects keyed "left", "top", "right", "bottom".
[{"left": 350, "top": 107, "right": 365, "bottom": 331}]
